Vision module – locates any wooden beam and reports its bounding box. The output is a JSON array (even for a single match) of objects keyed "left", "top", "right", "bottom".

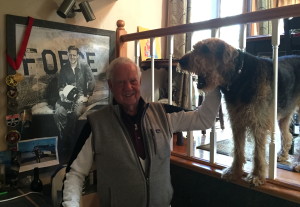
[{"left": 120, "top": 4, "right": 300, "bottom": 42}]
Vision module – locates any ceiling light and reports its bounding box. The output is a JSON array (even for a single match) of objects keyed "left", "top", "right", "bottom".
[
  {"left": 57, "top": 0, "right": 96, "bottom": 22},
  {"left": 79, "top": 1, "right": 96, "bottom": 22}
]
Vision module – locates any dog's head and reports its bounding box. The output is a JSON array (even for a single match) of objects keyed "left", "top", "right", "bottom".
[{"left": 178, "top": 38, "right": 239, "bottom": 92}]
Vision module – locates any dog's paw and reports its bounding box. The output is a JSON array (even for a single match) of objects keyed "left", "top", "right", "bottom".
[
  {"left": 293, "top": 162, "right": 300, "bottom": 172},
  {"left": 221, "top": 167, "right": 243, "bottom": 181},
  {"left": 244, "top": 173, "right": 265, "bottom": 186},
  {"left": 277, "top": 154, "right": 289, "bottom": 162}
]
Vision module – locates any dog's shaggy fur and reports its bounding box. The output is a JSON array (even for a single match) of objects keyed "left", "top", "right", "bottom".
[{"left": 178, "top": 38, "right": 300, "bottom": 186}]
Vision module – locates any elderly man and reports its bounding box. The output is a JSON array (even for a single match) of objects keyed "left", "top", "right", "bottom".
[{"left": 61, "top": 57, "right": 221, "bottom": 207}]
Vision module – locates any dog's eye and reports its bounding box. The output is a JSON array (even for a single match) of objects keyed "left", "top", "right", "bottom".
[
  {"left": 197, "top": 76, "right": 206, "bottom": 89},
  {"left": 179, "top": 54, "right": 189, "bottom": 68}
]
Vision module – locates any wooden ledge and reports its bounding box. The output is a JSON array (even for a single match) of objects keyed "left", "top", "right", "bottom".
[
  {"left": 139, "top": 59, "right": 179, "bottom": 70},
  {"left": 171, "top": 153, "right": 300, "bottom": 204},
  {"left": 246, "top": 34, "right": 284, "bottom": 42}
]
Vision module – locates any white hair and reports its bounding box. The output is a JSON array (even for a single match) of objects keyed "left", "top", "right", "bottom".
[{"left": 105, "top": 57, "right": 142, "bottom": 80}]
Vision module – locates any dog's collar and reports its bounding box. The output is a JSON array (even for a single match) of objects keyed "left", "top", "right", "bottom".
[
  {"left": 224, "top": 50, "right": 245, "bottom": 91},
  {"left": 235, "top": 49, "right": 244, "bottom": 74}
]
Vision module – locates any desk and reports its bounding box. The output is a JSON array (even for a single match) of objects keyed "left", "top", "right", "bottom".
[{"left": 0, "top": 188, "right": 51, "bottom": 207}]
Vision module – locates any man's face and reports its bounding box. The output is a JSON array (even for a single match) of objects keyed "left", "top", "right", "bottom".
[
  {"left": 68, "top": 49, "right": 79, "bottom": 65},
  {"left": 108, "top": 63, "right": 141, "bottom": 109}
]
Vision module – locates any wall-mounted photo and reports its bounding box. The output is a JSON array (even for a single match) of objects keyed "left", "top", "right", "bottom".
[
  {"left": 17, "top": 137, "right": 58, "bottom": 172},
  {"left": 6, "top": 15, "right": 115, "bottom": 164}
]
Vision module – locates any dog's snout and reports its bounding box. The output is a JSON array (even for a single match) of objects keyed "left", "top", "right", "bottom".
[{"left": 197, "top": 76, "right": 206, "bottom": 89}]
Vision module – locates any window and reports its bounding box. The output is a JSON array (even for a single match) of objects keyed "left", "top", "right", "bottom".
[
  {"left": 191, "top": 0, "right": 243, "bottom": 48},
  {"left": 174, "top": 0, "right": 300, "bottom": 191}
]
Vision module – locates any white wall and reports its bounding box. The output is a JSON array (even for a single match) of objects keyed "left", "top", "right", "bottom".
[{"left": 0, "top": 0, "right": 166, "bottom": 150}]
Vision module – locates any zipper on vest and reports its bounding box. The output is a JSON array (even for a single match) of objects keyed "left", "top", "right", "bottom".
[
  {"left": 114, "top": 105, "right": 146, "bottom": 175},
  {"left": 146, "top": 176, "right": 150, "bottom": 207},
  {"left": 114, "top": 102, "right": 151, "bottom": 206},
  {"left": 141, "top": 103, "right": 151, "bottom": 207}
]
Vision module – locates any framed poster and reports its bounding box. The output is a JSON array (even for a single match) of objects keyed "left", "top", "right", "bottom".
[
  {"left": 6, "top": 14, "right": 115, "bottom": 164},
  {"left": 18, "top": 136, "right": 59, "bottom": 172},
  {"left": 138, "top": 26, "right": 161, "bottom": 61}
]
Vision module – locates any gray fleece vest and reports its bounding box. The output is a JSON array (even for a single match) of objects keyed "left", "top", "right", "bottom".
[{"left": 87, "top": 103, "right": 173, "bottom": 207}]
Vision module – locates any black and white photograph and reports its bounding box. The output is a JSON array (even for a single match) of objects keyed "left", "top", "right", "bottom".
[
  {"left": 17, "top": 136, "right": 58, "bottom": 172},
  {"left": 6, "top": 15, "right": 115, "bottom": 163}
]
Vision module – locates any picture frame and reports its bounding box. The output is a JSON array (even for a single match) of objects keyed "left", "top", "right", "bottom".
[
  {"left": 6, "top": 14, "right": 115, "bottom": 165},
  {"left": 18, "top": 136, "right": 59, "bottom": 172},
  {"left": 137, "top": 26, "right": 161, "bottom": 61}
]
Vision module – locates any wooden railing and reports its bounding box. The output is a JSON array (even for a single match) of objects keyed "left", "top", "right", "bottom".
[{"left": 116, "top": 4, "right": 300, "bottom": 56}]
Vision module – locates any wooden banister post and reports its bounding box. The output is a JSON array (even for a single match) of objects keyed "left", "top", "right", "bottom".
[{"left": 116, "top": 20, "right": 127, "bottom": 57}]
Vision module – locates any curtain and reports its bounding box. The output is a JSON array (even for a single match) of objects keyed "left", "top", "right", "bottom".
[
  {"left": 250, "top": 0, "right": 300, "bottom": 36},
  {"left": 167, "top": 0, "right": 191, "bottom": 108},
  {"left": 250, "top": 0, "right": 272, "bottom": 36},
  {"left": 274, "top": 0, "right": 300, "bottom": 7}
]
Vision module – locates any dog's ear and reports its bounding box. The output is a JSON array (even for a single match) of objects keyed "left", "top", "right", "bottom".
[
  {"left": 194, "top": 43, "right": 210, "bottom": 54},
  {"left": 199, "top": 44, "right": 210, "bottom": 54},
  {"left": 200, "top": 44, "right": 210, "bottom": 54},
  {"left": 216, "top": 42, "right": 225, "bottom": 60}
]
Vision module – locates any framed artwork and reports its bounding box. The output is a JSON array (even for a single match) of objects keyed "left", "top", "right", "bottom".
[
  {"left": 18, "top": 137, "right": 59, "bottom": 172},
  {"left": 6, "top": 14, "right": 115, "bottom": 165},
  {"left": 138, "top": 26, "right": 161, "bottom": 61}
]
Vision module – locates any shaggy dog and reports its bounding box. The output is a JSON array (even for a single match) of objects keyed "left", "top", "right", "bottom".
[{"left": 178, "top": 38, "right": 300, "bottom": 186}]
